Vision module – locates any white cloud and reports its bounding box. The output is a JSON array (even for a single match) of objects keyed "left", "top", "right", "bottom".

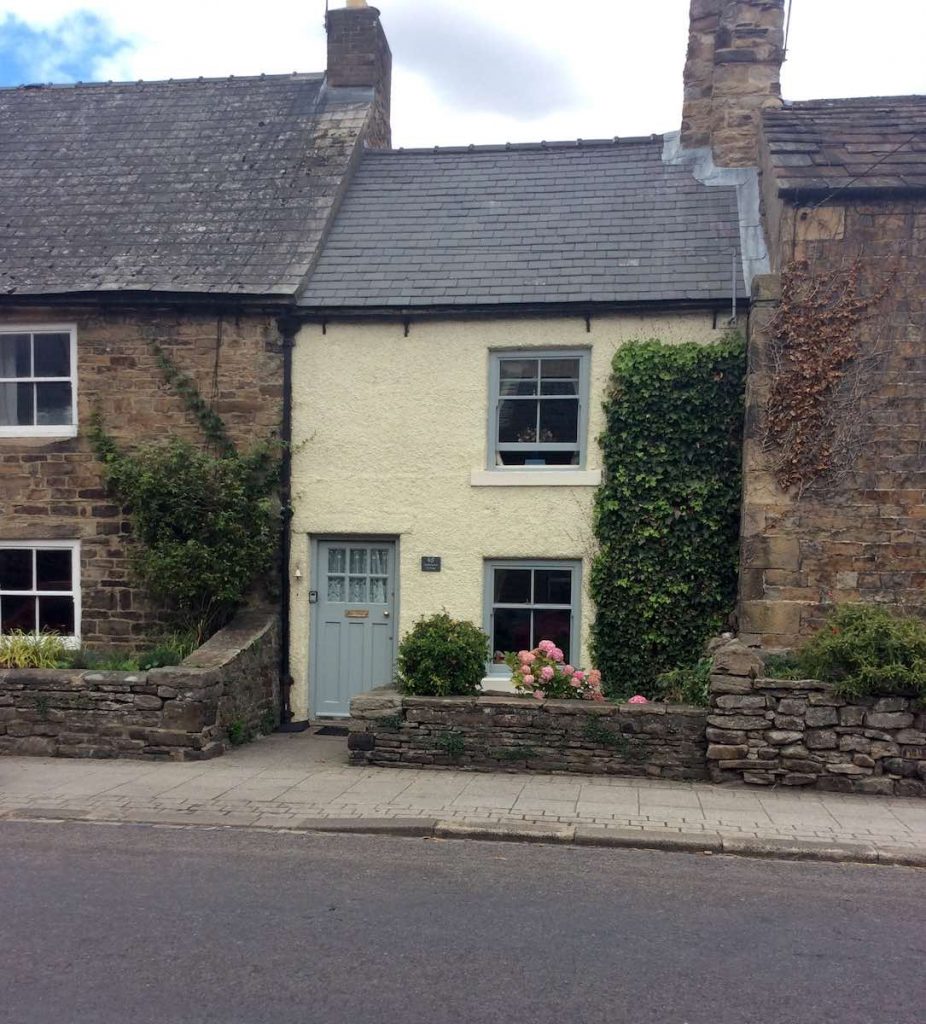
[{"left": 2, "top": 0, "right": 923, "bottom": 148}]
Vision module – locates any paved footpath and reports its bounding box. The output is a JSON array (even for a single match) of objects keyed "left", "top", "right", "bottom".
[{"left": 2, "top": 731, "right": 925, "bottom": 863}]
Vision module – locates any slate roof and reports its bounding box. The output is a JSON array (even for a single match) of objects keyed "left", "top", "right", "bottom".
[
  {"left": 0, "top": 74, "right": 372, "bottom": 297},
  {"left": 298, "top": 137, "right": 746, "bottom": 309},
  {"left": 763, "top": 96, "right": 926, "bottom": 197}
]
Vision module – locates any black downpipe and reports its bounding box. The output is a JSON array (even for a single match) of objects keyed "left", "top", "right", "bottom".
[{"left": 276, "top": 317, "right": 308, "bottom": 731}]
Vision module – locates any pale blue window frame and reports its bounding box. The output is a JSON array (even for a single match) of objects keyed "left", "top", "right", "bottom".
[
  {"left": 487, "top": 349, "right": 590, "bottom": 470},
  {"left": 483, "top": 558, "right": 582, "bottom": 676}
]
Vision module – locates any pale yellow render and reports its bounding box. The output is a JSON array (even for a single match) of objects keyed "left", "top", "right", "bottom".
[{"left": 289, "top": 312, "right": 721, "bottom": 719}]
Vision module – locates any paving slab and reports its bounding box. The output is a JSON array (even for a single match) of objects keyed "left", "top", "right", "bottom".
[{"left": 2, "top": 731, "right": 924, "bottom": 865}]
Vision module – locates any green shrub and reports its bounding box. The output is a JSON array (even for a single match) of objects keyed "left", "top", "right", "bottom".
[
  {"left": 762, "top": 652, "right": 803, "bottom": 680},
  {"left": 396, "top": 613, "right": 489, "bottom": 697},
  {"left": 0, "top": 631, "right": 66, "bottom": 669},
  {"left": 796, "top": 605, "right": 926, "bottom": 698},
  {"left": 652, "top": 658, "right": 712, "bottom": 706},
  {"left": 590, "top": 335, "right": 745, "bottom": 698}
]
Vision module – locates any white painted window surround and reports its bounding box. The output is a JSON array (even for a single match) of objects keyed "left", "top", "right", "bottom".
[
  {"left": 0, "top": 540, "right": 81, "bottom": 642},
  {"left": 0, "top": 324, "right": 78, "bottom": 438}
]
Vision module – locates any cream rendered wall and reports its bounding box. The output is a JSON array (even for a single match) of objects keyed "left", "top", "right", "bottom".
[{"left": 289, "top": 312, "right": 721, "bottom": 719}]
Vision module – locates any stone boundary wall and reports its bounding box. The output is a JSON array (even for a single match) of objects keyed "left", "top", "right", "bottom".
[
  {"left": 0, "top": 609, "right": 279, "bottom": 761},
  {"left": 707, "top": 640, "right": 925, "bottom": 796},
  {"left": 348, "top": 689, "right": 708, "bottom": 779}
]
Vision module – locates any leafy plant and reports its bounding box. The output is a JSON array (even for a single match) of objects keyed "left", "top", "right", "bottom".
[
  {"left": 505, "top": 640, "right": 604, "bottom": 701},
  {"left": 433, "top": 730, "right": 465, "bottom": 758},
  {"left": 226, "top": 718, "right": 252, "bottom": 746},
  {"left": 796, "top": 605, "right": 926, "bottom": 698},
  {"left": 0, "top": 631, "right": 66, "bottom": 669},
  {"left": 259, "top": 709, "right": 277, "bottom": 735},
  {"left": 652, "top": 658, "right": 712, "bottom": 706},
  {"left": 590, "top": 335, "right": 745, "bottom": 699},
  {"left": 762, "top": 652, "right": 804, "bottom": 680},
  {"left": 396, "top": 612, "right": 489, "bottom": 697}
]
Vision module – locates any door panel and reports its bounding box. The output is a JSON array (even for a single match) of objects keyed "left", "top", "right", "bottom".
[{"left": 313, "top": 540, "right": 396, "bottom": 717}]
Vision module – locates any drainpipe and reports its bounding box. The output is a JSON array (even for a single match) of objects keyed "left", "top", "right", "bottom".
[{"left": 276, "top": 315, "right": 309, "bottom": 732}]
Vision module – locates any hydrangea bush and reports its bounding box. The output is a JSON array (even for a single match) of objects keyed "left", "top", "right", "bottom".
[{"left": 505, "top": 640, "right": 605, "bottom": 701}]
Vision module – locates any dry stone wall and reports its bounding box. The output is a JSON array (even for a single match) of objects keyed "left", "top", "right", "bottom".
[
  {"left": 348, "top": 690, "right": 708, "bottom": 779},
  {"left": 0, "top": 610, "right": 278, "bottom": 760},
  {"left": 707, "top": 640, "right": 926, "bottom": 796}
]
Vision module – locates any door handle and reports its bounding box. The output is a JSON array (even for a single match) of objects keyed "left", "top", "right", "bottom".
[{"left": 383, "top": 610, "right": 390, "bottom": 617}]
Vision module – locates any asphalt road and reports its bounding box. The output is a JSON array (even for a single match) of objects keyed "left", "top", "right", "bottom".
[{"left": 2, "top": 821, "right": 924, "bottom": 1024}]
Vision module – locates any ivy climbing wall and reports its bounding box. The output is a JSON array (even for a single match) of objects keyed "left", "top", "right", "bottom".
[{"left": 739, "top": 198, "right": 926, "bottom": 646}]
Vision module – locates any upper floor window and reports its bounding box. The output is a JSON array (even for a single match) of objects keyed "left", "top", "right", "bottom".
[
  {"left": 0, "top": 541, "right": 80, "bottom": 639},
  {"left": 0, "top": 325, "right": 77, "bottom": 437},
  {"left": 489, "top": 350, "right": 589, "bottom": 468}
]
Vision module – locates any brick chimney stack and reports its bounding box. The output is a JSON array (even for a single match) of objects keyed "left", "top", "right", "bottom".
[
  {"left": 681, "top": 0, "right": 785, "bottom": 166},
  {"left": 326, "top": 1, "right": 392, "bottom": 148}
]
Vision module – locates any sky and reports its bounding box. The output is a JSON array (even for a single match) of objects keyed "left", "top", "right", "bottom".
[{"left": 0, "top": 0, "right": 923, "bottom": 148}]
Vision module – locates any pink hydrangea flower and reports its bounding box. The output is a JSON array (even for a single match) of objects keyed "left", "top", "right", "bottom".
[
  {"left": 587, "top": 669, "right": 602, "bottom": 685},
  {"left": 562, "top": 664, "right": 575, "bottom": 676},
  {"left": 569, "top": 678, "right": 582, "bottom": 688},
  {"left": 628, "top": 694, "right": 649, "bottom": 704},
  {"left": 572, "top": 670, "right": 585, "bottom": 682},
  {"left": 592, "top": 691, "right": 606, "bottom": 702},
  {"left": 523, "top": 674, "right": 534, "bottom": 686},
  {"left": 550, "top": 647, "right": 564, "bottom": 662},
  {"left": 539, "top": 665, "right": 554, "bottom": 681},
  {"left": 520, "top": 664, "right": 532, "bottom": 675},
  {"left": 537, "top": 640, "right": 556, "bottom": 654},
  {"left": 532, "top": 689, "right": 544, "bottom": 701},
  {"left": 519, "top": 651, "right": 536, "bottom": 665}
]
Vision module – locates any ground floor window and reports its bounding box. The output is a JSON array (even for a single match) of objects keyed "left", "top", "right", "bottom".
[
  {"left": 0, "top": 541, "right": 80, "bottom": 638},
  {"left": 484, "top": 559, "right": 580, "bottom": 672}
]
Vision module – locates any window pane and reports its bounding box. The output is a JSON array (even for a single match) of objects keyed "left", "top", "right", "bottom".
[
  {"left": 33, "top": 333, "right": 70, "bottom": 377},
  {"left": 493, "top": 567, "right": 531, "bottom": 604},
  {"left": 349, "top": 549, "right": 367, "bottom": 574},
  {"left": 0, "top": 549, "right": 33, "bottom": 590},
  {"left": 499, "top": 359, "right": 538, "bottom": 382},
  {"left": 370, "top": 577, "right": 387, "bottom": 603},
  {"left": 498, "top": 399, "right": 537, "bottom": 443},
  {"left": 36, "top": 549, "right": 72, "bottom": 591},
  {"left": 540, "top": 379, "right": 578, "bottom": 396},
  {"left": 0, "top": 334, "right": 30, "bottom": 378},
  {"left": 327, "top": 576, "right": 345, "bottom": 602},
  {"left": 533, "top": 609, "right": 571, "bottom": 662},
  {"left": 370, "top": 548, "right": 388, "bottom": 575},
  {"left": 538, "top": 398, "right": 578, "bottom": 443},
  {"left": 0, "top": 382, "right": 34, "bottom": 426},
  {"left": 39, "top": 596, "right": 74, "bottom": 635},
  {"left": 534, "top": 568, "right": 572, "bottom": 605},
  {"left": 493, "top": 608, "right": 531, "bottom": 659},
  {"left": 541, "top": 358, "right": 580, "bottom": 380},
  {"left": 327, "top": 547, "right": 346, "bottom": 574},
  {"left": 35, "top": 382, "right": 72, "bottom": 425},
  {"left": 1, "top": 594, "right": 36, "bottom": 633},
  {"left": 348, "top": 577, "right": 367, "bottom": 602}
]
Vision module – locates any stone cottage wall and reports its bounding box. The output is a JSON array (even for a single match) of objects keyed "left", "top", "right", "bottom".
[
  {"left": 348, "top": 689, "right": 708, "bottom": 779},
  {"left": 706, "top": 640, "right": 926, "bottom": 796},
  {"left": 739, "top": 196, "right": 926, "bottom": 647},
  {"left": 0, "top": 305, "right": 282, "bottom": 646},
  {"left": 0, "top": 609, "right": 278, "bottom": 760}
]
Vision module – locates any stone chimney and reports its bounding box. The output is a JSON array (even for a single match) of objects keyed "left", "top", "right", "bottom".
[
  {"left": 681, "top": 0, "right": 785, "bottom": 166},
  {"left": 326, "top": 1, "right": 392, "bottom": 148}
]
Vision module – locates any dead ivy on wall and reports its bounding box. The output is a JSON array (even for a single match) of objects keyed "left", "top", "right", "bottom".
[{"left": 764, "top": 257, "right": 892, "bottom": 494}]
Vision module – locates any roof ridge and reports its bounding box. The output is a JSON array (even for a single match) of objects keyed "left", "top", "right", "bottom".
[
  {"left": 0, "top": 71, "right": 324, "bottom": 93},
  {"left": 377, "top": 135, "right": 665, "bottom": 156}
]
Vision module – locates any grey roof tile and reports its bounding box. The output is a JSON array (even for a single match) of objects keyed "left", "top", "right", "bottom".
[
  {"left": 299, "top": 137, "right": 746, "bottom": 308},
  {"left": 0, "top": 74, "right": 372, "bottom": 296}
]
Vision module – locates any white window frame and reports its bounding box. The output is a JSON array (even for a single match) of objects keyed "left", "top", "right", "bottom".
[
  {"left": 0, "top": 324, "right": 78, "bottom": 438},
  {"left": 483, "top": 558, "right": 581, "bottom": 676},
  {"left": 487, "top": 349, "right": 590, "bottom": 471},
  {"left": 0, "top": 539, "right": 81, "bottom": 643}
]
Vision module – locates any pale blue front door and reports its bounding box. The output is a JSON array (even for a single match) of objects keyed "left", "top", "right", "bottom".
[{"left": 313, "top": 540, "right": 396, "bottom": 717}]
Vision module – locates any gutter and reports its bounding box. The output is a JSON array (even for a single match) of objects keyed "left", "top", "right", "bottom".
[{"left": 275, "top": 315, "right": 309, "bottom": 732}]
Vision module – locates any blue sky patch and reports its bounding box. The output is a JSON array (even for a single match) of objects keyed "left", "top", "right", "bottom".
[{"left": 0, "top": 11, "right": 130, "bottom": 87}]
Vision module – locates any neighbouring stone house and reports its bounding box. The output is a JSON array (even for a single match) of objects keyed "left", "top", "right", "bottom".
[{"left": 0, "top": 3, "right": 390, "bottom": 664}]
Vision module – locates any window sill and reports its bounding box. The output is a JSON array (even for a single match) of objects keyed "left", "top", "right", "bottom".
[
  {"left": 470, "top": 468, "right": 601, "bottom": 487},
  {"left": 480, "top": 675, "right": 518, "bottom": 694},
  {"left": 0, "top": 426, "right": 78, "bottom": 440}
]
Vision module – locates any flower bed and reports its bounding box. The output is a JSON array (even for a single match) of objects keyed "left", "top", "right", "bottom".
[{"left": 348, "top": 688, "right": 708, "bottom": 779}]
